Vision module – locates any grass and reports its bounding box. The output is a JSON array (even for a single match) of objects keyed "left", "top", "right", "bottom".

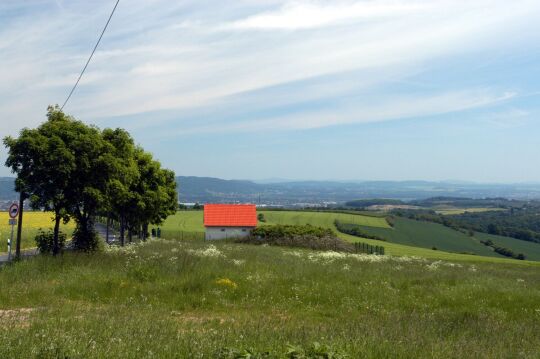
[
  {"left": 344, "top": 217, "right": 501, "bottom": 257},
  {"left": 0, "top": 239, "right": 539, "bottom": 358},
  {"left": 435, "top": 207, "right": 506, "bottom": 215},
  {"left": 0, "top": 211, "right": 75, "bottom": 253},
  {"left": 475, "top": 232, "right": 540, "bottom": 261},
  {"left": 152, "top": 210, "right": 540, "bottom": 265}
]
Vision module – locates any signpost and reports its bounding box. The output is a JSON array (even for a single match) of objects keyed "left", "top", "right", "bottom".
[{"left": 7, "top": 203, "right": 19, "bottom": 262}]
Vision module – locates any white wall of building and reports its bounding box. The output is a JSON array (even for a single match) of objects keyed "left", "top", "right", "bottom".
[{"left": 205, "top": 227, "right": 254, "bottom": 240}]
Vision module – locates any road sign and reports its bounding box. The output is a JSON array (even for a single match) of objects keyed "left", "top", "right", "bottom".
[
  {"left": 8, "top": 219, "right": 16, "bottom": 225},
  {"left": 8, "top": 203, "right": 19, "bottom": 219}
]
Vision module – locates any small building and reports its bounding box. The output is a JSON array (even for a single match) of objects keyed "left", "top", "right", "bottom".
[{"left": 203, "top": 204, "right": 257, "bottom": 240}]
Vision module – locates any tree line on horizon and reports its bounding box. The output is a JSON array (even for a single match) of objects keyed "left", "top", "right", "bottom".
[{"left": 3, "top": 106, "right": 178, "bottom": 255}]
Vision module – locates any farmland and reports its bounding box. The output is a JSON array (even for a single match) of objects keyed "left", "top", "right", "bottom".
[
  {"left": 152, "top": 210, "right": 540, "bottom": 264},
  {"left": 1, "top": 239, "right": 539, "bottom": 358},
  {"left": 0, "top": 212, "right": 75, "bottom": 253},
  {"left": 435, "top": 207, "right": 506, "bottom": 215}
]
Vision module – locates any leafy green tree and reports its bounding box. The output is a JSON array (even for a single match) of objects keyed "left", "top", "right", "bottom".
[
  {"left": 4, "top": 107, "right": 76, "bottom": 255},
  {"left": 4, "top": 106, "right": 115, "bottom": 253},
  {"left": 101, "top": 128, "right": 139, "bottom": 246},
  {"left": 124, "top": 148, "right": 177, "bottom": 241}
]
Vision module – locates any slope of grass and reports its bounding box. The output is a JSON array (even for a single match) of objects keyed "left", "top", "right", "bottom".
[
  {"left": 347, "top": 217, "right": 501, "bottom": 258},
  {"left": 435, "top": 207, "right": 506, "bottom": 215},
  {"left": 0, "top": 240, "right": 539, "bottom": 358},
  {"left": 153, "top": 210, "right": 540, "bottom": 264},
  {"left": 475, "top": 232, "right": 540, "bottom": 261},
  {"left": 261, "top": 210, "right": 391, "bottom": 229},
  {"left": 0, "top": 211, "right": 75, "bottom": 253}
]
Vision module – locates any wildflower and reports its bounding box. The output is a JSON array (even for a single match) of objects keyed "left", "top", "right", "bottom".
[
  {"left": 215, "top": 278, "right": 238, "bottom": 289},
  {"left": 188, "top": 244, "right": 225, "bottom": 258}
]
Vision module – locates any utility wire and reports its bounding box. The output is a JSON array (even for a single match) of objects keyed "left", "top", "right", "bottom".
[{"left": 61, "top": 0, "right": 120, "bottom": 110}]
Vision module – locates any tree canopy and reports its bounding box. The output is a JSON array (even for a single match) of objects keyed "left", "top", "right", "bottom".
[{"left": 4, "top": 106, "right": 178, "bottom": 253}]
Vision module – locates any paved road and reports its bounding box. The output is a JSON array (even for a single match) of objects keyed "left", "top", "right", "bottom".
[
  {"left": 1, "top": 222, "right": 116, "bottom": 265},
  {"left": 0, "top": 247, "right": 38, "bottom": 265},
  {"left": 95, "top": 222, "right": 119, "bottom": 244}
]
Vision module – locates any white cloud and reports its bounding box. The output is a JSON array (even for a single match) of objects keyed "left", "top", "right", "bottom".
[
  {"left": 229, "top": 1, "right": 426, "bottom": 30},
  {"left": 0, "top": 0, "right": 539, "bottom": 137}
]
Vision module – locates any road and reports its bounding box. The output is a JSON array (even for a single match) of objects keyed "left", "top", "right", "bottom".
[
  {"left": 0, "top": 247, "right": 38, "bottom": 265},
  {"left": 1, "top": 222, "right": 116, "bottom": 265}
]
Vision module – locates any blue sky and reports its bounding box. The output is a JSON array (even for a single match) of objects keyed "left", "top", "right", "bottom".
[{"left": 1, "top": 0, "right": 539, "bottom": 182}]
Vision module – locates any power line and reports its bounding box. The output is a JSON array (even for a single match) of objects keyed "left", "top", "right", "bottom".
[{"left": 61, "top": 0, "right": 120, "bottom": 110}]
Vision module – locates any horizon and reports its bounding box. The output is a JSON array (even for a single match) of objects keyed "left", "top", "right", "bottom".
[
  {"left": 1, "top": 1, "right": 540, "bottom": 182},
  {"left": 2, "top": 173, "right": 540, "bottom": 187}
]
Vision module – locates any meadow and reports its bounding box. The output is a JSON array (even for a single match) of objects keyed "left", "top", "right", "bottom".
[
  {"left": 0, "top": 211, "right": 75, "bottom": 253},
  {"left": 154, "top": 211, "right": 540, "bottom": 264},
  {"left": 0, "top": 239, "right": 539, "bottom": 358},
  {"left": 435, "top": 208, "right": 506, "bottom": 215}
]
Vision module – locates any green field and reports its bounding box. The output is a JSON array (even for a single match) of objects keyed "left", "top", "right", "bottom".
[
  {"left": 153, "top": 211, "right": 540, "bottom": 264},
  {"left": 342, "top": 217, "right": 540, "bottom": 262},
  {"left": 475, "top": 232, "right": 540, "bottom": 261},
  {"left": 0, "top": 212, "right": 75, "bottom": 253},
  {"left": 435, "top": 207, "right": 506, "bottom": 215},
  {"left": 1, "top": 239, "right": 539, "bottom": 358},
  {"left": 346, "top": 217, "right": 502, "bottom": 257}
]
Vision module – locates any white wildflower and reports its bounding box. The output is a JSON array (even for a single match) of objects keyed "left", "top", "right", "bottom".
[
  {"left": 188, "top": 244, "right": 225, "bottom": 258},
  {"left": 426, "top": 261, "right": 442, "bottom": 271}
]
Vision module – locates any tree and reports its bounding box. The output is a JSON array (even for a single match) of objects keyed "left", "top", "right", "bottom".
[
  {"left": 4, "top": 107, "right": 76, "bottom": 255},
  {"left": 4, "top": 106, "right": 114, "bottom": 253},
  {"left": 101, "top": 128, "right": 139, "bottom": 246},
  {"left": 123, "top": 148, "right": 177, "bottom": 241}
]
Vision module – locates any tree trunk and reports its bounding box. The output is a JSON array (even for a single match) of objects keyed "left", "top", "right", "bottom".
[
  {"left": 143, "top": 223, "right": 149, "bottom": 241},
  {"left": 52, "top": 213, "right": 61, "bottom": 256},
  {"left": 15, "top": 192, "right": 25, "bottom": 260},
  {"left": 120, "top": 216, "right": 125, "bottom": 246},
  {"left": 105, "top": 216, "right": 110, "bottom": 244},
  {"left": 128, "top": 227, "right": 133, "bottom": 243}
]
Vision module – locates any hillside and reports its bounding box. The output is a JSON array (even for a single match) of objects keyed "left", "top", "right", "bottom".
[
  {"left": 151, "top": 210, "right": 540, "bottom": 263},
  {"left": 2, "top": 176, "right": 540, "bottom": 206},
  {"left": 0, "top": 239, "right": 539, "bottom": 357}
]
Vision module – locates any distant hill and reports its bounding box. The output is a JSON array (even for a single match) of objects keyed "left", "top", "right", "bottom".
[
  {"left": 1, "top": 176, "right": 540, "bottom": 206},
  {"left": 0, "top": 177, "right": 16, "bottom": 201}
]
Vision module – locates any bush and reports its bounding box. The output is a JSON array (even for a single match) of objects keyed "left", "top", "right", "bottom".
[
  {"left": 237, "top": 224, "right": 354, "bottom": 252},
  {"left": 34, "top": 230, "right": 66, "bottom": 254},
  {"left": 72, "top": 224, "right": 100, "bottom": 252}
]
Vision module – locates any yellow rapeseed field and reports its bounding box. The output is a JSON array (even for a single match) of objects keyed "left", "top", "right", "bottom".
[{"left": 0, "top": 211, "right": 75, "bottom": 253}]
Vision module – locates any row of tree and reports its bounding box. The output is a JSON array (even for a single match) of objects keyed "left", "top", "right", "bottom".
[{"left": 3, "top": 106, "right": 178, "bottom": 255}]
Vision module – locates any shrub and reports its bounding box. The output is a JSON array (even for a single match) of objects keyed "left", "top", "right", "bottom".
[
  {"left": 72, "top": 224, "right": 100, "bottom": 252},
  {"left": 34, "top": 230, "right": 66, "bottom": 254},
  {"left": 238, "top": 224, "right": 353, "bottom": 252}
]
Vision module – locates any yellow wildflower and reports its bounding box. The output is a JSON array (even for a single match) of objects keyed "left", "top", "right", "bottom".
[{"left": 215, "top": 278, "right": 238, "bottom": 289}]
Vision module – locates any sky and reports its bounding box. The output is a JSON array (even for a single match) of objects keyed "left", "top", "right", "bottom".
[{"left": 0, "top": 0, "right": 539, "bottom": 182}]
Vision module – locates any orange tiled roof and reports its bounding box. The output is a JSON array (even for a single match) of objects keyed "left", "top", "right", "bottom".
[{"left": 203, "top": 204, "right": 257, "bottom": 227}]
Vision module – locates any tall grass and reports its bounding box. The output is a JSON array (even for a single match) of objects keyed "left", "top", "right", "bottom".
[{"left": 1, "top": 239, "right": 539, "bottom": 357}]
